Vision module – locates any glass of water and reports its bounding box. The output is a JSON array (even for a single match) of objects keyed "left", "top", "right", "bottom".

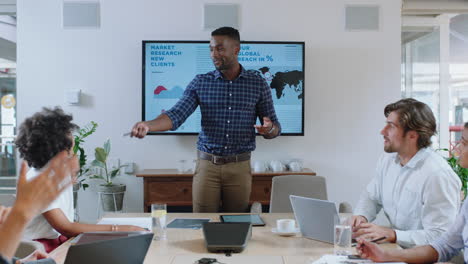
[
  {"left": 151, "top": 203, "right": 167, "bottom": 240},
  {"left": 334, "top": 215, "right": 352, "bottom": 255}
]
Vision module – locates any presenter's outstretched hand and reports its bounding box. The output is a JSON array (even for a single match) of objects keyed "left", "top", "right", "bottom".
[
  {"left": 254, "top": 117, "right": 273, "bottom": 135},
  {"left": 131, "top": 122, "right": 150, "bottom": 138}
]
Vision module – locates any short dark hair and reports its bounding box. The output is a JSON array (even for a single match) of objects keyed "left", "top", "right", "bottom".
[
  {"left": 15, "top": 107, "right": 78, "bottom": 168},
  {"left": 211, "top": 26, "right": 240, "bottom": 43},
  {"left": 384, "top": 98, "right": 436, "bottom": 149},
  {"left": 465, "top": 122, "right": 468, "bottom": 129}
]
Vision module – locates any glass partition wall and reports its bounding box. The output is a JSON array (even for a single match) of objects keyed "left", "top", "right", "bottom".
[
  {"left": 401, "top": 14, "right": 468, "bottom": 151},
  {"left": 0, "top": 72, "right": 16, "bottom": 194}
]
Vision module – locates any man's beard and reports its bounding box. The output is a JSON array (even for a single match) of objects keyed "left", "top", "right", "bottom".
[
  {"left": 213, "top": 59, "right": 233, "bottom": 71},
  {"left": 214, "top": 63, "right": 228, "bottom": 71},
  {"left": 383, "top": 144, "right": 396, "bottom": 153}
]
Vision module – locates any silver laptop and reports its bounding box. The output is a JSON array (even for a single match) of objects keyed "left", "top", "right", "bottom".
[{"left": 289, "top": 195, "right": 339, "bottom": 243}]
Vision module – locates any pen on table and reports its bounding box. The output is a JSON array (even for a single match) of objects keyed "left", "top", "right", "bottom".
[{"left": 351, "top": 236, "right": 386, "bottom": 247}]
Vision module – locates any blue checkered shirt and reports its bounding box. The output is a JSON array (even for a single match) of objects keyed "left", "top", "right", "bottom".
[{"left": 165, "top": 65, "right": 280, "bottom": 156}]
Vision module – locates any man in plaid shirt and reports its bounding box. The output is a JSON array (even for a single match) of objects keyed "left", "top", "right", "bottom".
[{"left": 131, "top": 27, "right": 281, "bottom": 212}]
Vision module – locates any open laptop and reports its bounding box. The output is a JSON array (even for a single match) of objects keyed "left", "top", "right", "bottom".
[
  {"left": 289, "top": 195, "right": 339, "bottom": 243},
  {"left": 64, "top": 233, "right": 153, "bottom": 264}
]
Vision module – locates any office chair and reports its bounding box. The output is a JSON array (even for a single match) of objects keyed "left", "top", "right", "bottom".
[
  {"left": 269, "top": 175, "right": 327, "bottom": 213},
  {"left": 267, "top": 175, "right": 353, "bottom": 214}
]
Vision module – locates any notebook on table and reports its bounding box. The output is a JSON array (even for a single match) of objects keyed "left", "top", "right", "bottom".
[{"left": 64, "top": 232, "right": 153, "bottom": 264}]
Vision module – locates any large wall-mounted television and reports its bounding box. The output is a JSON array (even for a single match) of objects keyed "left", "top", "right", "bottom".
[{"left": 142, "top": 40, "right": 305, "bottom": 135}]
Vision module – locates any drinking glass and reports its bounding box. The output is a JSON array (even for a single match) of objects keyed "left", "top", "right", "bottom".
[
  {"left": 334, "top": 215, "right": 352, "bottom": 255},
  {"left": 151, "top": 203, "right": 167, "bottom": 240}
]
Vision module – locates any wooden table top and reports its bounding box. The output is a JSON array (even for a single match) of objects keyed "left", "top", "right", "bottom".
[{"left": 50, "top": 213, "right": 397, "bottom": 264}]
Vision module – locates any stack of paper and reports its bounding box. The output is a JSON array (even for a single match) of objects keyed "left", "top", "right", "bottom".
[{"left": 310, "top": 255, "right": 406, "bottom": 264}]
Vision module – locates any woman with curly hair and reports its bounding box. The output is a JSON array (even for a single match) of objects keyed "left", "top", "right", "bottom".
[{"left": 16, "top": 107, "right": 144, "bottom": 253}]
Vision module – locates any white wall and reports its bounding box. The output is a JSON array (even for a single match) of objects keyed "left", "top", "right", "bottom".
[{"left": 17, "top": 0, "right": 401, "bottom": 223}]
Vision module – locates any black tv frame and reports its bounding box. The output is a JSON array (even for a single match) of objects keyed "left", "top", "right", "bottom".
[{"left": 142, "top": 40, "right": 305, "bottom": 136}]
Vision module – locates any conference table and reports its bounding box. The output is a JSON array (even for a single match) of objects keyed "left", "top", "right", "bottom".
[{"left": 50, "top": 213, "right": 398, "bottom": 264}]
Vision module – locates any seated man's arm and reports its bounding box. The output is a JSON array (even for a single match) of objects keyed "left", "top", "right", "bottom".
[
  {"left": 43, "top": 209, "right": 144, "bottom": 237},
  {"left": 352, "top": 177, "right": 391, "bottom": 242},
  {"left": 357, "top": 238, "right": 439, "bottom": 263},
  {"left": 374, "top": 203, "right": 465, "bottom": 263},
  {"left": 395, "top": 169, "right": 461, "bottom": 248},
  {"left": 353, "top": 177, "right": 382, "bottom": 225},
  {"left": 353, "top": 155, "right": 388, "bottom": 224},
  {"left": 427, "top": 200, "right": 466, "bottom": 262}
]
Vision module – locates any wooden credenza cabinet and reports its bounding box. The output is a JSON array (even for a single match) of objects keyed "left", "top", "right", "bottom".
[{"left": 136, "top": 169, "right": 316, "bottom": 212}]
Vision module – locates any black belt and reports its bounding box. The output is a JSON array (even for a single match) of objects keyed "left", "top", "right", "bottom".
[{"left": 198, "top": 151, "right": 251, "bottom": 165}]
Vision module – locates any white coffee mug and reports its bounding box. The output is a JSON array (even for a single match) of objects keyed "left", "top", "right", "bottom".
[
  {"left": 270, "top": 160, "right": 284, "bottom": 172},
  {"left": 288, "top": 159, "right": 303, "bottom": 172},
  {"left": 253, "top": 161, "right": 267, "bottom": 172},
  {"left": 276, "top": 219, "right": 295, "bottom": 233}
]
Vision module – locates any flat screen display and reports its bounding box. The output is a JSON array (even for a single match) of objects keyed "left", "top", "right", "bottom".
[{"left": 142, "top": 41, "right": 305, "bottom": 135}]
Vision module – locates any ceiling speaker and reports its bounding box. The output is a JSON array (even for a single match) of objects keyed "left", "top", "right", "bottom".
[
  {"left": 63, "top": 1, "right": 100, "bottom": 28},
  {"left": 204, "top": 4, "right": 239, "bottom": 30},
  {"left": 345, "top": 5, "right": 380, "bottom": 31}
]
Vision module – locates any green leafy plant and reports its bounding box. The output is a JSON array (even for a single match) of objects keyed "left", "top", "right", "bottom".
[
  {"left": 73, "top": 121, "right": 98, "bottom": 190},
  {"left": 90, "top": 139, "right": 126, "bottom": 186},
  {"left": 439, "top": 148, "right": 468, "bottom": 200}
]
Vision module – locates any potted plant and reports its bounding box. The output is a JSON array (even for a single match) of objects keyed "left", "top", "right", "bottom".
[
  {"left": 73, "top": 121, "right": 98, "bottom": 190},
  {"left": 439, "top": 148, "right": 468, "bottom": 201},
  {"left": 72, "top": 121, "right": 98, "bottom": 216},
  {"left": 90, "top": 139, "right": 127, "bottom": 212}
]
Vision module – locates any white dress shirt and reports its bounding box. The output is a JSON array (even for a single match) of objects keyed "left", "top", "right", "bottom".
[{"left": 354, "top": 147, "right": 461, "bottom": 248}]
